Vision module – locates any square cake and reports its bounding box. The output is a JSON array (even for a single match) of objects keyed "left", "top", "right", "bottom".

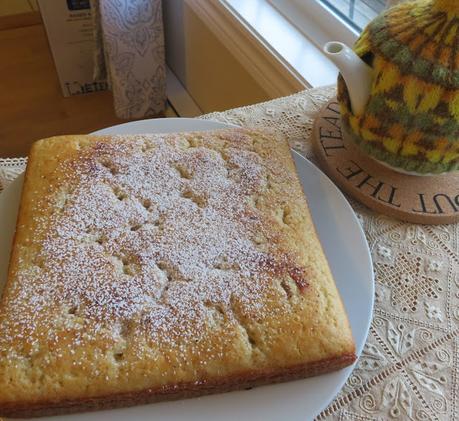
[{"left": 0, "top": 128, "right": 355, "bottom": 417}]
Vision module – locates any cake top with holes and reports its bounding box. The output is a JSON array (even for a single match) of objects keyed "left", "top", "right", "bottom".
[{"left": 0, "top": 128, "right": 355, "bottom": 416}]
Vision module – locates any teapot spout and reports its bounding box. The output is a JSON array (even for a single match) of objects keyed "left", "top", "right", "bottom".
[{"left": 324, "top": 41, "right": 373, "bottom": 115}]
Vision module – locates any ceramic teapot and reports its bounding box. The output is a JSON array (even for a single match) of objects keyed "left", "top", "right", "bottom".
[{"left": 324, "top": 0, "right": 458, "bottom": 175}]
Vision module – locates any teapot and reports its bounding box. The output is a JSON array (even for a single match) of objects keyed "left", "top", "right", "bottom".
[{"left": 323, "top": 0, "right": 458, "bottom": 175}]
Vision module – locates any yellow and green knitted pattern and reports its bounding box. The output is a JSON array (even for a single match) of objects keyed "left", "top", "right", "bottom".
[{"left": 338, "top": 0, "right": 459, "bottom": 174}]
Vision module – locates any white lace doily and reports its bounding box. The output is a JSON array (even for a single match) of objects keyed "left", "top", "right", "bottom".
[
  {"left": 1, "top": 86, "right": 457, "bottom": 420},
  {"left": 0, "top": 157, "right": 27, "bottom": 192}
]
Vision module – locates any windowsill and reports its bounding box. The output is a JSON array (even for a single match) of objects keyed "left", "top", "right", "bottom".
[{"left": 223, "top": 0, "right": 340, "bottom": 88}]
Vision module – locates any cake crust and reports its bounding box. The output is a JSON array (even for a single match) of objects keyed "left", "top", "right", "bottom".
[
  {"left": 0, "top": 354, "right": 355, "bottom": 418},
  {"left": 0, "top": 129, "right": 355, "bottom": 418}
]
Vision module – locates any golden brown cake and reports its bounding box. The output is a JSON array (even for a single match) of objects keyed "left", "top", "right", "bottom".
[{"left": 0, "top": 128, "right": 355, "bottom": 418}]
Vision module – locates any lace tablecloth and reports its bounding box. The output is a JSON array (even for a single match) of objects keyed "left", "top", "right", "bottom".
[{"left": 1, "top": 86, "right": 458, "bottom": 420}]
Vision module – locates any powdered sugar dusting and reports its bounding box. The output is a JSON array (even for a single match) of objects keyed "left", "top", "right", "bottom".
[{"left": 0, "top": 129, "right": 308, "bottom": 365}]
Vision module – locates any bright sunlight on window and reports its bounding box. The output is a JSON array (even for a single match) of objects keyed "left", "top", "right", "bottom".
[{"left": 319, "top": 0, "right": 385, "bottom": 31}]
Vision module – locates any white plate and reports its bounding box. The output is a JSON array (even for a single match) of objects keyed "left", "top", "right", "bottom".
[{"left": 0, "top": 118, "right": 374, "bottom": 421}]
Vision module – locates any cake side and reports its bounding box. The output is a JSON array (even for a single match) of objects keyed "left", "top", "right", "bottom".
[
  {"left": 0, "top": 129, "right": 355, "bottom": 417},
  {"left": 1, "top": 356, "right": 355, "bottom": 418}
]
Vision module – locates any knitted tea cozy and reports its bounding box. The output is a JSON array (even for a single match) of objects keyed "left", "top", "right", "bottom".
[{"left": 338, "top": 0, "right": 459, "bottom": 174}]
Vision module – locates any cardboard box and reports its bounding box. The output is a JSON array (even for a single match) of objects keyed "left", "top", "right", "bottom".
[{"left": 38, "top": 0, "right": 108, "bottom": 97}]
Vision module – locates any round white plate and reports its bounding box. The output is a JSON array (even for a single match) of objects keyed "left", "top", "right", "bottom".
[{"left": 0, "top": 118, "right": 374, "bottom": 421}]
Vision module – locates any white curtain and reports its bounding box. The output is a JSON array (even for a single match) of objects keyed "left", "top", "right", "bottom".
[{"left": 92, "top": 0, "right": 166, "bottom": 119}]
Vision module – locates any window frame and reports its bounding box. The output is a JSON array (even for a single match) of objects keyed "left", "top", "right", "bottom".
[
  {"left": 267, "top": 0, "right": 360, "bottom": 49},
  {"left": 223, "top": 0, "right": 344, "bottom": 87},
  {"left": 320, "top": 0, "right": 386, "bottom": 32}
]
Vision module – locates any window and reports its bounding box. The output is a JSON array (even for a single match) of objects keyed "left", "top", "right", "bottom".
[
  {"left": 268, "top": 0, "right": 359, "bottom": 50},
  {"left": 319, "top": 0, "right": 385, "bottom": 31},
  {"left": 222, "top": 0, "right": 394, "bottom": 87},
  {"left": 268, "top": 0, "right": 392, "bottom": 49}
]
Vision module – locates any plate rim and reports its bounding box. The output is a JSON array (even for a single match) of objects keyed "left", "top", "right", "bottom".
[{"left": 92, "top": 117, "right": 240, "bottom": 135}]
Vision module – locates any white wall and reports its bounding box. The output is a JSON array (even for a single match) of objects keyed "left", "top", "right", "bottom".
[{"left": 163, "top": 0, "right": 271, "bottom": 113}]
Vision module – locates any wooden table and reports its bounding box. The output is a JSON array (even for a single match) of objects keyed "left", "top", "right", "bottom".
[{"left": 0, "top": 12, "right": 129, "bottom": 157}]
